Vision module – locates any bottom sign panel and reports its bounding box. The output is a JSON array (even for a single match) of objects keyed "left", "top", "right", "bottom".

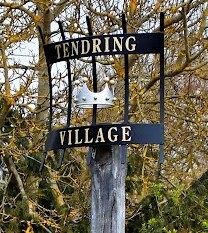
[{"left": 45, "top": 123, "right": 164, "bottom": 151}]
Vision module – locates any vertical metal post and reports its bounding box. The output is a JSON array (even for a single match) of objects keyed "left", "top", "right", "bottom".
[
  {"left": 57, "top": 21, "right": 72, "bottom": 168},
  {"left": 122, "top": 14, "right": 129, "bottom": 123},
  {"left": 159, "top": 12, "right": 165, "bottom": 164},
  {"left": 121, "top": 14, "right": 129, "bottom": 164},
  {"left": 86, "top": 16, "right": 97, "bottom": 124},
  {"left": 86, "top": 16, "right": 98, "bottom": 165}
]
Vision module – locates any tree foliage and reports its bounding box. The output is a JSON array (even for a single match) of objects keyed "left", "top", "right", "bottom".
[{"left": 0, "top": 0, "right": 207, "bottom": 232}]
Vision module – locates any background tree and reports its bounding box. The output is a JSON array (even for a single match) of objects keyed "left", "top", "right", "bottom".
[{"left": 0, "top": 0, "right": 207, "bottom": 232}]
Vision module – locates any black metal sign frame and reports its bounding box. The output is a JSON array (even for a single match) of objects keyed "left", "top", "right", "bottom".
[{"left": 39, "top": 13, "right": 165, "bottom": 170}]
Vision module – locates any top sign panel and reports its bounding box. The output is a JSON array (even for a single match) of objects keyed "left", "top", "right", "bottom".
[{"left": 44, "top": 33, "right": 164, "bottom": 64}]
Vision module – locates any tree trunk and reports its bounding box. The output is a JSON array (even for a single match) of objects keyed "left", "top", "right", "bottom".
[{"left": 90, "top": 145, "right": 126, "bottom": 233}]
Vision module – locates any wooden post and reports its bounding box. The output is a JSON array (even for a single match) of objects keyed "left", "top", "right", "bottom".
[{"left": 90, "top": 145, "right": 126, "bottom": 233}]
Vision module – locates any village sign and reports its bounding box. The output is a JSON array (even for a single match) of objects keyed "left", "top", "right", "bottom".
[{"left": 38, "top": 13, "right": 165, "bottom": 170}]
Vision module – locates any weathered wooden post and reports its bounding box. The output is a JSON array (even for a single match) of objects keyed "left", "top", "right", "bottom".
[
  {"left": 39, "top": 12, "right": 165, "bottom": 233},
  {"left": 90, "top": 146, "right": 126, "bottom": 233}
]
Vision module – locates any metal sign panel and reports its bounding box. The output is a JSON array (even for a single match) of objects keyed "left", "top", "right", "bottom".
[
  {"left": 45, "top": 123, "right": 164, "bottom": 151},
  {"left": 44, "top": 33, "right": 164, "bottom": 64}
]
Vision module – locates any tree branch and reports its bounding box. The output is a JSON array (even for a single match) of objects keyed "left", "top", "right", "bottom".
[
  {"left": 53, "top": 0, "right": 72, "bottom": 18},
  {"left": 3, "top": 156, "right": 28, "bottom": 200},
  {"left": 154, "top": 0, "right": 207, "bottom": 32},
  {"left": 182, "top": 7, "right": 190, "bottom": 61},
  {"left": 0, "top": 2, "right": 36, "bottom": 21}
]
